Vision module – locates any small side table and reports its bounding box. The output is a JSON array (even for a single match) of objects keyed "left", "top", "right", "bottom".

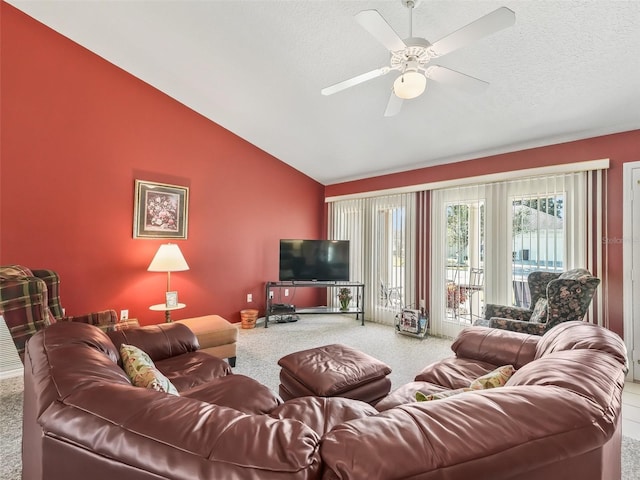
[{"left": 149, "top": 303, "right": 186, "bottom": 322}]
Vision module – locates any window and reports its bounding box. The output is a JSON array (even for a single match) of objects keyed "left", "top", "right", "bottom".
[{"left": 511, "top": 194, "right": 564, "bottom": 307}]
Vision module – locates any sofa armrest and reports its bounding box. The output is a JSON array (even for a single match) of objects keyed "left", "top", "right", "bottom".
[
  {"left": 452, "top": 326, "right": 539, "bottom": 369},
  {"left": 484, "top": 303, "right": 532, "bottom": 322},
  {"left": 65, "top": 309, "right": 118, "bottom": 331},
  {"left": 0, "top": 276, "right": 53, "bottom": 359},
  {"left": 107, "top": 322, "right": 199, "bottom": 362},
  {"left": 488, "top": 317, "right": 547, "bottom": 336}
]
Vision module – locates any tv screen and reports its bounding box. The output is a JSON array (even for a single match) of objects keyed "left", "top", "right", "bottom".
[{"left": 279, "top": 239, "right": 350, "bottom": 282}]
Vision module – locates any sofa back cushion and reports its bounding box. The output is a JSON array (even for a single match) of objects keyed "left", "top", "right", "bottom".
[
  {"left": 535, "top": 321, "right": 627, "bottom": 368},
  {"left": 529, "top": 298, "right": 548, "bottom": 323},
  {"left": 451, "top": 326, "right": 539, "bottom": 370},
  {"left": 558, "top": 268, "right": 591, "bottom": 280},
  {"left": 107, "top": 322, "right": 199, "bottom": 363},
  {"left": 507, "top": 349, "right": 626, "bottom": 412},
  {"left": 0, "top": 264, "right": 33, "bottom": 277}
]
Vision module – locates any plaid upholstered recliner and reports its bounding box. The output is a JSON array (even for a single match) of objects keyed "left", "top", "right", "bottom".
[
  {"left": 474, "top": 268, "right": 600, "bottom": 335},
  {"left": 0, "top": 265, "right": 117, "bottom": 360}
]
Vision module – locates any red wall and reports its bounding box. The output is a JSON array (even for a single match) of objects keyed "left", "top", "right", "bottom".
[
  {"left": 326, "top": 130, "right": 640, "bottom": 336},
  {"left": 0, "top": 3, "right": 324, "bottom": 324}
]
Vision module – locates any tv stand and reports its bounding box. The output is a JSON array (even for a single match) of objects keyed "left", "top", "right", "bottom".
[{"left": 264, "top": 281, "right": 365, "bottom": 328}]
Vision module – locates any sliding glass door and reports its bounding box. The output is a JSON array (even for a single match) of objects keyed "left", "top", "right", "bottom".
[{"left": 430, "top": 173, "right": 585, "bottom": 337}]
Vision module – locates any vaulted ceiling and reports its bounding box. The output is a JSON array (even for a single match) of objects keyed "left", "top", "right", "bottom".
[{"left": 8, "top": 0, "right": 640, "bottom": 184}]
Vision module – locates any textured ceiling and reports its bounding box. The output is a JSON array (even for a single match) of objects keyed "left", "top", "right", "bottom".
[{"left": 8, "top": 0, "right": 640, "bottom": 185}]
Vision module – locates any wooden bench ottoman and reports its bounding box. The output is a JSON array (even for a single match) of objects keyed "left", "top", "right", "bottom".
[
  {"left": 177, "top": 315, "right": 238, "bottom": 367},
  {"left": 277, "top": 343, "right": 392, "bottom": 405}
]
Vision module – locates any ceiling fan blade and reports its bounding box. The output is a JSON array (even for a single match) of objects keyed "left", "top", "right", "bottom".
[
  {"left": 426, "top": 66, "right": 489, "bottom": 93},
  {"left": 384, "top": 91, "right": 403, "bottom": 117},
  {"left": 321, "top": 67, "right": 390, "bottom": 96},
  {"left": 429, "top": 7, "right": 515, "bottom": 57},
  {"left": 355, "top": 10, "right": 406, "bottom": 52}
]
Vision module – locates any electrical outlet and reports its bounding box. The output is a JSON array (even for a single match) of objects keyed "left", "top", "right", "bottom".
[
  {"left": 120, "top": 309, "right": 129, "bottom": 320},
  {"left": 247, "top": 293, "right": 253, "bottom": 302},
  {"left": 269, "top": 291, "right": 274, "bottom": 299},
  {"left": 284, "top": 289, "right": 289, "bottom": 296}
]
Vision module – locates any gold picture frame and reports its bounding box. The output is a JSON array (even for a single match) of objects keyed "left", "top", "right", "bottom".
[{"left": 133, "top": 180, "right": 189, "bottom": 239}]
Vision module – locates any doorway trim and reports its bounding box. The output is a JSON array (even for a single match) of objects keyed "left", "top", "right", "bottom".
[{"left": 623, "top": 161, "right": 640, "bottom": 381}]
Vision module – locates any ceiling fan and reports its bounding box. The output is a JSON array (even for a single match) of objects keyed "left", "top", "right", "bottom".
[{"left": 321, "top": 0, "right": 515, "bottom": 117}]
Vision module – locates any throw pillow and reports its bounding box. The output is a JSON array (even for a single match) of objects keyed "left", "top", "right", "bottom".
[
  {"left": 120, "top": 344, "right": 179, "bottom": 396},
  {"left": 529, "top": 298, "right": 548, "bottom": 323},
  {"left": 416, "top": 387, "right": 471, "bottom": 402},
  {"left": 469, "top": 365, "right": 515, "bottom": 390}
]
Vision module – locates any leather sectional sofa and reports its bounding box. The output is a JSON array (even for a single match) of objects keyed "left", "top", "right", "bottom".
[{"left": 22, "top": 320, "right": 627, "bottom": 479}]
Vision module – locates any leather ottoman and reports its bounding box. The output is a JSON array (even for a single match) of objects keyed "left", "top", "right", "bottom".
[
  {"left": 177, "top": 315, "right": 238, "bottom": 367},
  {"left": 278, "top": 343, "right": 392, "bottom": 405}
]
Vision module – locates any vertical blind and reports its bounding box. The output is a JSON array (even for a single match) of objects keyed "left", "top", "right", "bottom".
[
  {"left": 328, "top": 193, "right": 416, "bottom": 325},
  {"left": 328, "top": 163, "right": 607, "bottom": 335}
]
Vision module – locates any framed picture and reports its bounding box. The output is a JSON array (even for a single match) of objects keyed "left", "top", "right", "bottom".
[
  {"left": 165, "top": 291, "right": 178, "bottom": 308},
  {"left": 133, "top": 180, "right": 189, "bottom": 239}
]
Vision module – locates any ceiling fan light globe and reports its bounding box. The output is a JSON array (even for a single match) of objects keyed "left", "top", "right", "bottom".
[{"left": 393, "top": 71, "right": 426, "bottom": 99}]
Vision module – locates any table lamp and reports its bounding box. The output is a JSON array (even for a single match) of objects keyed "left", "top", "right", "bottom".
[{"left": 148, "top": 243, "right": 189, "bottom": 299}]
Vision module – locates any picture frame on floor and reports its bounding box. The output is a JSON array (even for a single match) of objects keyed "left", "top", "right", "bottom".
[{"left": 133, "top": 180, "right": 189, "bottom": 239}]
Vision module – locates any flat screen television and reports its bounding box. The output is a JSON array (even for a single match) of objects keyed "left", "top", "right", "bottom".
[{"left": 279, "top": 239, "right": 350, "bottom": 282}]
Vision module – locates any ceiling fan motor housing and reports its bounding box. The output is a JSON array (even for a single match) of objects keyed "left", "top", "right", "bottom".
[{"left": 390, "top": 38, "right": 434, "bottom": 74}]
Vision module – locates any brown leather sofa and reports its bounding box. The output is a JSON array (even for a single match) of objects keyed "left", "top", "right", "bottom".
[{"left": 23, "top": 320, "right": 627, "bottom": 480}]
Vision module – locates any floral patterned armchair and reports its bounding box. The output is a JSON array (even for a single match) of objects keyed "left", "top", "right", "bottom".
[
  {"left": 0, "top": 265, "right": 117, "bottom": 360},
  {"left": 474, "top": 268, "right": 600, "bottom": 335}
]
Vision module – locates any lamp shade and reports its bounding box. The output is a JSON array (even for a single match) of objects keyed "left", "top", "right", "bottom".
[
  {"left": 393, "top": 71, "right": 427, "bottom": 100},
  {"left": 147, "top": 244, "right": 189, "bottom": 272}
]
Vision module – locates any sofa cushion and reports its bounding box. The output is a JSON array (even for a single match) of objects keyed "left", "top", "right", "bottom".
[
  {"left": 181, "top": 374, "right": 283, "bottom": 415},
  {"left": 534, "top": 321, "right": 628, "bottom": 368},
  {"left": 108, "top": 322, "right": 199, "bottom": 362},
  {"left": 270, "top": 396, "right": 377, "bottom": 436},
  {"left": 375, "top": 382, "right": 448, "bottom": 411},
  {"left": 414, "top": 357, "right": 498, "bottom": 389},
  {"left": 558, "top": 268, "right": 590, "bottom": 280},
  {"left": 156, "top": 351, "right": 232, "bottom": 391},
  {"left": 529, "top": 298, "right": 548, "bottom": 323},
  {"left": 450, "top": 326, "right": 539, "bottom": 369},
  {"left": 120, "top": 344, "right": 179, "bottom": 396},
  {"left": 507, "top": 349, "right": 626, "bottom": 409},
  {"left": 469, "top": 364, "right": 515, "bottom": 390}
]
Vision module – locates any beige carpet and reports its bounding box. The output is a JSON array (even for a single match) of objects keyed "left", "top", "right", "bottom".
[{"left": 1, "top": 314, "right": 639, "bottom": 479}]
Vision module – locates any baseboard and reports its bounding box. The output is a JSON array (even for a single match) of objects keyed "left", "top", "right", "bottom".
[{"left": 0, "top": 367, "right": 23, "bottom": 380}]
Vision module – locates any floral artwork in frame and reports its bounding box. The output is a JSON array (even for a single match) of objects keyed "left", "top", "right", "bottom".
[{"left": 133, "top": 180, "right": 189, "bottom": 239}]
